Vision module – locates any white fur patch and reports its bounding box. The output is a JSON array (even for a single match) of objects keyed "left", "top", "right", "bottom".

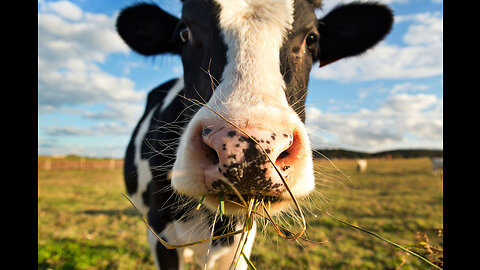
[
  {"left": 132, "top": 104, "right": 159, "bottom": 216},
  {"left": 213, "top": 0, "right": 294, "bottom": 107},
  {"left": 161, "top": 77, "right": 184, "bottom": 112}
]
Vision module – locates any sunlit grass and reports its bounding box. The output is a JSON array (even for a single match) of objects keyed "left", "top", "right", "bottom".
[{"left": 38, "top": 157, "right": 442, "bottom": 269}]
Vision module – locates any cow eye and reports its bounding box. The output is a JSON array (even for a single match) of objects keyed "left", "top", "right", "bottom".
[
  {"left": 305, "top": 33, "right": 318, "bottom": 47},
  {"left": 179, "top": 27, "right": 191, "bottom": 43}
]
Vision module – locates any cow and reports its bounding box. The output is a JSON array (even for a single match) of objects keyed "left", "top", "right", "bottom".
[
  {"left": 116, "top": 0, "right": 393, "bottom": 269},
  {"left": 431, "top": 157, "right": 443, "bottom": 175},
  {"left": 356, "top": 159, "right": 367, "bottom": 173}
]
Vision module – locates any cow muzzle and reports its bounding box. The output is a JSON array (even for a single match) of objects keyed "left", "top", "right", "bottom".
[
  {"left": 171, "top": 105, "right": 315, "bottom": 215},
  {"left": 202, "top": 127, "right": 295, "bottom": 197}
]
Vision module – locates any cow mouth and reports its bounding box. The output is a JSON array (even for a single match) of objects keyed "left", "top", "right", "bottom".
[
  {"left": 222, "top": 194, "right": 281, "bottom": 205},
  {"left": 202, "top": 193, "right": 288, "bottom": 216}
]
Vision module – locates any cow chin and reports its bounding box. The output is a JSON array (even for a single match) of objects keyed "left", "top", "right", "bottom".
[{"left": 170, "top": 103, "right": 315, "bottom": 216}]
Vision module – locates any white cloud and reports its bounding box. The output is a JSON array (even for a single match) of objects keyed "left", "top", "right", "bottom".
[
  {"left": 47, "top": 0, "right": 83, "bottom": 21},
  {"left": 83, "top": 101, "right": 145, "bottom": 125},
  {"left": 38, "top": 1, "right": 143, "bottom": 115},
  {"left": 390, "top": 82, "right": 428, "bottom": 94},
  {"left": 399, "top": 12, "right": 443, "bottom": 46},
  {"left": 306, "top": 93, "right": 443, "bottom": 152},
  {"left": 311, "top": 11, "right": 443, "bottom": 82},
  {"left": 380, "top": 93, "right": 438, "bottom": 114},
  {"left": 317, "top": 0, "right": 409, "bottom": 16}
]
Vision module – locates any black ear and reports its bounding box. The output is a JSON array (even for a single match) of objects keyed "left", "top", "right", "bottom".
[
  {"left": 317, "top": 2, "right": 394, "bottom": 67},
  {"left": 116, "top": 3, "right": 181, "bottom": 56}
]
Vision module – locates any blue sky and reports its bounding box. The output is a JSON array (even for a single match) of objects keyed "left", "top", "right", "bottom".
[{"left": 38, "top": 0, "right": 443, "bottom": 158}]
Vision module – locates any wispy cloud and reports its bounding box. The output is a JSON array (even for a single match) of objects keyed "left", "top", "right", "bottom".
[
  {"left": 38, "top": 136, "right": 127, "bottom": 158},
  {"left": 44, "top": 122, "right": 132, "bottom": 137},
  {"left": 306, "top": 92, "right": 443, "bottom": 152},
  {"left": 389, "top": 82, "right": 429, "bottom": 94}
]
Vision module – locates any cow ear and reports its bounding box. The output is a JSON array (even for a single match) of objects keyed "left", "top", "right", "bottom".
[
  {"left": 317, "top": 2, "right": 393, "bottom": 67},
  {"left": 116, "top": 3, "right": 181, "bottom": 56}
]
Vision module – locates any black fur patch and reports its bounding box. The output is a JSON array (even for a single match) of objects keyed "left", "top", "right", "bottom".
[{"left": 156, "top": 238, "right": 180, "bottom": 269}]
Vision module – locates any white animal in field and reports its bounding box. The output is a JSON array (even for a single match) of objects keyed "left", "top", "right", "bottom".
[
  {"left": 431, "top": 157, "right": 443, "bottom": 175},
  {"left": 356, "top": 159, "right": 367, "bottom": 173}
]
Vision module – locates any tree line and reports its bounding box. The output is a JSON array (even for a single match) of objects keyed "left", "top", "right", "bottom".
[{"left": 313, "top": 149, "right": 443, "bottom": 159}]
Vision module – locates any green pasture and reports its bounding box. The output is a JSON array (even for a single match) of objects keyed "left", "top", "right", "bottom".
[{"left": 38, "top": 157, "right": 443, "bottom": 269}]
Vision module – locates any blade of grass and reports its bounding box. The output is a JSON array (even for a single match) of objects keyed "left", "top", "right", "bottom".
[
  {"left": 196, "top": 194, "right": 206, "bottom": 210},
  {"left": 219, "top": 193, "right": 225, "bottom": 221},
  {"left": 244, "top": 198, "right": 256, "bottom": 232},
  {"left": 204, "top": 206, "right": 220, "bottom": 270},
  {"left": 323, "top": 211, "right": 442, "bottom": 270},
  {"left": 233, "top": 198, "right": 256, "bottom": 270},
  {"left": 254, "top": 201, "right": 328, "bottom": 245},
  {"left": 242, "top": 252, "right": 257, "bottom": 270}
]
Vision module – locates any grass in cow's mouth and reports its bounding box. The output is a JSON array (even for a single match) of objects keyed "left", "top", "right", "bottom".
[
  {"left": 196, "top": 194, "right": 205, "bottom": 210},
  {"left": 219, "top": 194, "right": 281, "bottom": 206},
  {"left": 219, "top": 193, "right": 225, "bottom": 221}
]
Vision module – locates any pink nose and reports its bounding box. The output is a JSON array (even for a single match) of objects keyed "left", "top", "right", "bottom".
[{"left": 200, "top": 127, "right": 298, "bottom": 197}]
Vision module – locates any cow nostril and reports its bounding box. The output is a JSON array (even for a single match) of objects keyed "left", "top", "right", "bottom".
[
  {"left": 200, "top": 128, "right": 219, "bottom": 165},
  {"left": 205, "top": 144, "right": 219, "bottom": 165},
  {"left": 277, "top": 150, "right": 289, "bottom": 160},
  {"left": 274, "top": 131, "right": 300, "bottom": 166},
  {"left": 202, "top": 127, "right": 212, "bottom": 137}
]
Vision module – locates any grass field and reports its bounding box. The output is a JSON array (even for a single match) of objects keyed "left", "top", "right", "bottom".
[{"left": 38, "top": 157, "right": 443, "bottom": 269}]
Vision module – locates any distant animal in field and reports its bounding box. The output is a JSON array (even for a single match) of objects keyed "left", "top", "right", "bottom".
[
  {"left": 356, "top": 159, "right": 367, "bottom": 173},
  {"left": 431, "top": 157, "right": 443, "bottom": 175}
]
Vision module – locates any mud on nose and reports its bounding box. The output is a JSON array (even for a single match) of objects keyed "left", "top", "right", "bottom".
[{"left": 200, "top": 127, "right": 300, "bottom": 197}]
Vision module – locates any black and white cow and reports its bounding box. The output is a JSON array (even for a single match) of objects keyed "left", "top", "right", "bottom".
[{"left": 117, "top": 0, "right": 393, "bottom": 269}]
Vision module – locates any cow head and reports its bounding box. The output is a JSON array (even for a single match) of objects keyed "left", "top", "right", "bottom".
[{"left": 117, "top": 0, "right": 393, "bottom": 216}]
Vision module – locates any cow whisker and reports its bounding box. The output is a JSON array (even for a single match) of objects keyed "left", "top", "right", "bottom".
[
  {"left": 311, "top": 149, "right": 352, "bottom": 186},
  {"left": 199, "top": 58, "right": 220, "bottom": 92}
]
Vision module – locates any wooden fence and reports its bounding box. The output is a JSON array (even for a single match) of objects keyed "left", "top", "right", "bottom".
[{"left": 38, "top": 158, "right": 124, "bottom": 171}]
